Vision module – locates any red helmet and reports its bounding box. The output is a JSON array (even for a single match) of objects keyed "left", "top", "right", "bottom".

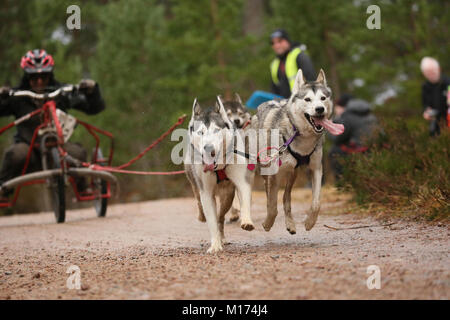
[{"left": 20, "top": 49, "right": 54, "bottom": 74}]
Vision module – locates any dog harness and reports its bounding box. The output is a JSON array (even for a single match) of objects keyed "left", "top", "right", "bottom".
[
  {"left": 215, "top": 169, "right": 228, "bottom": 183},
  {"left": 282, "top": 125, "right": 317, "bottom": 168},
  {"left": 232, "top": 124, "right": 317, "bottom": 169},
  {"left": 286, "top": 143, "right": 315, "bottom": 167}
]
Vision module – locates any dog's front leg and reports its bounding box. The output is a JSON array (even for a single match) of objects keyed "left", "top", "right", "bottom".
[
  {"left": 229, "top": 195, "right": 240, "bottom": 222},
  {"left": 226, "top": 166, "right": 255, "bottom": 231},
  {"left": 199, "top": 188, "right": 223, "bottom": 253},
  {"left": 305, "top": 152, "right": 322, "bottom": 231},
  {"left": 283, "top": 168, "right": 298, "bottom": 234},
  {"left": 262, "top": 174, "right": 279, "bottom": 231}
]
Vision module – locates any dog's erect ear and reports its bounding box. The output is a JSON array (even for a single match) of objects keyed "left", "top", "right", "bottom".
[
  {"left": 316, "top": 69, "right": 327, "bottom": 86},
  {"left": 292, "top": 69, "right": 306, "bottom": 95},
  {"left": 234, "top": 92, "right": 243, "bottom": 105},
  {"left": 214, "top": 95, "right": 224, "bottom": 113},
  {"left": 216, "top": 95, "right": 234, "bottom": 129},
  {"left": 192, "top": 98, "right": 201, "bottom": 116}
]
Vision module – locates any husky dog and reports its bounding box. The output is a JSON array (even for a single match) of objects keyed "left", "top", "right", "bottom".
[
  {"left": 252, "top": 69, "right": 344, "bottom": 234},
  {"left": 223, "top": 93, "right": 251, "bottom": 222},
  {"left": 224, "top": 93, "right": 251, "bottom": 130},
  {"left": 184, "top": 96, "right": 255, "bottom": 253}
]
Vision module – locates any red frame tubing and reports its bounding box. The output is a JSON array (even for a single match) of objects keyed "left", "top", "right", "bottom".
[
  {"left": 68, "top": 176, "right": 111, "bottom": 202},
  {"left": 48, "top": 101, "right": 64, "bottom": 143},
  {"left": 76, "top": 120, "right": 114, "bottom": 166},
  {"left": 0, "top": 122, "right": 16, "bottom": 136},
  {"left": 0, "top": 107, "right": 45, "bottom": 207},
  {"left": 0, "top": 99, "right": 116, "bottom": 207}
]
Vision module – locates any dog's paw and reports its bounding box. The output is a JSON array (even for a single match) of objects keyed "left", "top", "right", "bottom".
[
  {"left": 285, "top": 218, "right": 296, "bottom": 234},
  {"left": 304, "top": 215, "right": 318, "bottom": 231},
  {"left": 286, "top": 227, "right": 296, "bottom": 235},
  {"left": 207, "top": 242, "right": 224, "bottom": 254},
  {"left": 229, "top": 208, "right": 240, "bottom": 223},
  {"left": 240, "top": 222, "right": 255, "bottom": 231},
  {"left": 262, "top": 222, "right": 272, "bottom": 232},
  {"left": 221, "top": 238, "right": 231, "bottom": 245}
]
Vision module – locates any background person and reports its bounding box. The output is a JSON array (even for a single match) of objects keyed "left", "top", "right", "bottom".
[
  {"left": 420, "top": 57, "right": 450, "bottom": 136},
  {"left": 269, "top": 29, "right": 316, "bottom": 98},
  {"left": 328, "top": 96, "right": 378, "bottom": 180}
]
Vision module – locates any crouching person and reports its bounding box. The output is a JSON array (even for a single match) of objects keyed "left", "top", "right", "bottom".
[{"left": 328, "top": 95, "right": 378, "bottom": 181}]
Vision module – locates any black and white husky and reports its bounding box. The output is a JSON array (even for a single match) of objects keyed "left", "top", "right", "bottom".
[
  {"left": 184, "top": 96, "right": 255, "bottom": 253},
  {"left": 252, "top": 69, "right": 344, "bottom": 234}
]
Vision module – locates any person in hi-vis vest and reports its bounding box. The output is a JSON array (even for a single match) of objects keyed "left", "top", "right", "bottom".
[{"left": 270, "top": 29, "right": 316, "bottom": 98}]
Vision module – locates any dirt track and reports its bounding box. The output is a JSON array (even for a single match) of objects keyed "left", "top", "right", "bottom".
[{"left": 0, "top": 187, "right": 448, "bottom": 300}]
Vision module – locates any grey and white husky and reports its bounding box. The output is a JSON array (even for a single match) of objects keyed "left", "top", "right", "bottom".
[
  {"left": 252, "top": 69, "right": 344, "bottom": 234},
  {"left": 224, "top": 93, "right": 251, "bottom": 130},
  {"left": 184, "top": 96, "right": 255, "bottom": 253},
  {"left": 223, "top": 93, "right": 252, "bottom": 222}
]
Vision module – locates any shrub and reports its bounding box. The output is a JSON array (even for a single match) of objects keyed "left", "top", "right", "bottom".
[{"left": 338, "top": 118, "right": 450, "bottom": 221}]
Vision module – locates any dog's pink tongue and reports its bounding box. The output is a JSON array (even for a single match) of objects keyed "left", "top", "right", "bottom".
[{"left": 314, "top": 118, "right": 345, "bottom": 135}]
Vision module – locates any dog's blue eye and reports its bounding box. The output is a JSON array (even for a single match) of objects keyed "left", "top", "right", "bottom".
[
  {"left": 214, "top": 129, "right": 220, "bottom": 133},
  {"left": 197, "top": 130, "right": 203, "bottom": 135},
  {"left": 305, "top": 98, "right": 311, "bottom": 102}
]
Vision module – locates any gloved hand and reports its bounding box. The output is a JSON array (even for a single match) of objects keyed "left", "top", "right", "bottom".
[
  {"left": 78, "top": 79, "right": 96, "bottom": 94},
  {"left": 0, "top": 86, "right": 11, "bottom": 99}
]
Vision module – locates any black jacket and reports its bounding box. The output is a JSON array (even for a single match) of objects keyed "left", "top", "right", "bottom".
[
  {"left": 0, "top": 75, "right": 105, "bottom": 144},
  {"left": 328, "top": 99, "right": 378, "bottom": 148},
  {"left": 422, "top": 75, "right": 449, "bottom": 120},
  {"left": 271, "top": 44, "right": 316, "bottom": 98}
]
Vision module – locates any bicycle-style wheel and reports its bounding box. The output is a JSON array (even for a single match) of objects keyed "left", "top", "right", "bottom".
[
  {"left": 92, "top": 148, "right": 108, "bottom": 217},
  {"left": 49, "top": 148, "right": 66, "bottom": 223},
  {"left": 94, "top": 179, "right": 108, "bottom": 217}
]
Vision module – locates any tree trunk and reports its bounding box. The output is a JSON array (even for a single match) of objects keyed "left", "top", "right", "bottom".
[
  {"left": 243, "top": 0, "right": 265, "bottom": 36},
  {"left": 210, "top": 0, "right": 231, "bottom": 100},
  {"left": 323, "top": 29, "right": 340, "bottom": 99}
]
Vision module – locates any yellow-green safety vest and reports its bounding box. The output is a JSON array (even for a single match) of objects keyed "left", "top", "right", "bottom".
[{"left": 270, "top": 47, "right": 302, "bottom": 91}]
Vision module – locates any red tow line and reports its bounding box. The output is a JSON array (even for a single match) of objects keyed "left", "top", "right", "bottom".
[{"left": 82, "top": 115, "right": 187, "bottom": 175}]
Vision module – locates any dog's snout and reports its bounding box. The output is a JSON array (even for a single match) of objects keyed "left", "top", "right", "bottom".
[
  {"left": 315, "top": 106, "right": 325, "bottom": 114},
  {"left": 204, "top": 144, "right": 215, "bottom": 157},
  {"left": 234, "top": 119, "right": 241, "bottom": 126}
]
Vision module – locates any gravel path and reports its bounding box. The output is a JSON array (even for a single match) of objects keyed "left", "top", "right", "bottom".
[{"left": 0, "top": 187, "right": 448, "bottom": 299}]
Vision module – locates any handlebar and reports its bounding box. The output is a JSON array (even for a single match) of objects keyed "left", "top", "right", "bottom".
[{"left": 9, "top": 85, "right": 79, "bottom": 100}]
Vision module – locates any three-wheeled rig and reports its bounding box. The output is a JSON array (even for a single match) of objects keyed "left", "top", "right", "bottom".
[{"left": 0, "top": 85, "right": 117, "bottom": 223}]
